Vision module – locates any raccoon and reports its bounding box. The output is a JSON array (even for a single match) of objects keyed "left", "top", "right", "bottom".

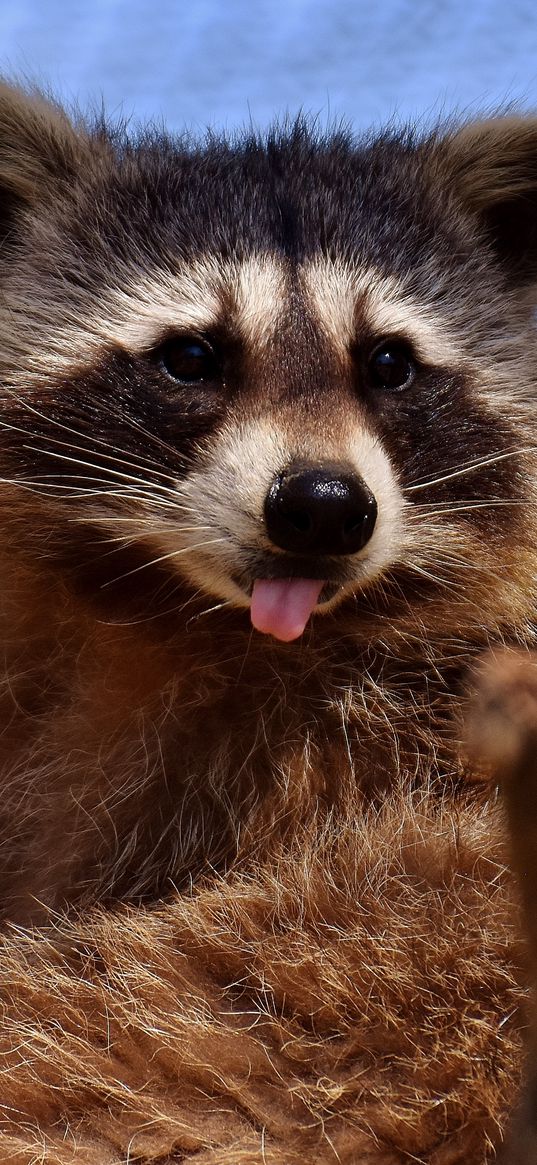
[{"left": 0, "top": 84, "right": 536, "bottom": 922}]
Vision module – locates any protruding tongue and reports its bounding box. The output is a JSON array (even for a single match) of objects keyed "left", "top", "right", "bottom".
[{"left": 250, "top": 579, "right": 325, "bottom": 642}]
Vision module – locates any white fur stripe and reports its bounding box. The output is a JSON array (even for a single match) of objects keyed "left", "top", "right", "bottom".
[{"left": 302, "top": 258, "right": 462, "bottom": 366}]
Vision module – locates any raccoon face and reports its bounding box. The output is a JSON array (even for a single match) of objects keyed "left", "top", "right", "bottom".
[
  {"left": 1, "top": 90, "right": 537, "bottom": 642},
  {"left": 138, "top": 256, "right": 410, "bottom": 636}
]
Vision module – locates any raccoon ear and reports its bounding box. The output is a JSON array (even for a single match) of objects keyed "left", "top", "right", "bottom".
[
  {"left": 0, "top": 83, "right": 85, "bottom": 238},
  {"left": 443, "top": 116, "right": 537, "bottom": 283}
]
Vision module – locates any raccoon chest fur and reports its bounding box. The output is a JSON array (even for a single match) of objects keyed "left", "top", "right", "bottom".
[
  {"left": 1, "top": 84, "right": 537, "bottom": 920},
  {"left": 0, "top": 575, "right": 478, "bottom": 920}
]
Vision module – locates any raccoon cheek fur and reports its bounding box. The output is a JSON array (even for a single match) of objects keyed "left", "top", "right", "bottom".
[{"left": 0, "top": 83, "right": 536, "bottom": 926}]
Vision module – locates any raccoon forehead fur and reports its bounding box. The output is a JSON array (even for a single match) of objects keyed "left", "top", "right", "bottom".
[{"left": 0, "top": 83, "right": 537, "bottom": 921}]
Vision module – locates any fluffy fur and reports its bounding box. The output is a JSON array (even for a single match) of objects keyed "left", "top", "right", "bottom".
[{"left": 0, "top": 783, "right": 527, "bottom": 1163}]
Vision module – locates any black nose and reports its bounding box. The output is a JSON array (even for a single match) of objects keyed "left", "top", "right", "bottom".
[{"left": 264, "top": 462, "right": 377, "bottom": 557}]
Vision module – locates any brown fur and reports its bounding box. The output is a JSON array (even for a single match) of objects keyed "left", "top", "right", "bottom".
[
  {"left": 0, "top": 657, "right": 536, "bottom": 1162},
  {"left": 0, "top": 782, "right": 527, "bottom": 1163}
]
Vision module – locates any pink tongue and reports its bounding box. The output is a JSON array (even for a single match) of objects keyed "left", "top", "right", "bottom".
[{"left": 250, "top": 579, "right": 325, "bottom": 642}]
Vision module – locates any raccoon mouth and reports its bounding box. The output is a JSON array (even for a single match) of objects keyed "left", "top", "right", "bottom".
[
  {"left": 231, "top": 556, "right": 354, "bottom": 641},
  {"left": 249, "top": 578, "right": 340, "bottom": 642}
]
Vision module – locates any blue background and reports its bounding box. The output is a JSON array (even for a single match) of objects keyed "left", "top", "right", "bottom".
[{"left": 0, "top": 0, "right": 536, "bottom": 135}]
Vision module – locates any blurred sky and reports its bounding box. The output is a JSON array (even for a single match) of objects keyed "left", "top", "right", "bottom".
[{"left": 0, "top": 0, "right": 536, "bottom": 134}]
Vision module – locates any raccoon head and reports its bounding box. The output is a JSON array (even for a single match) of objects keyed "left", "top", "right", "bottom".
[{"left": 1, "top": 87, "right": 537, "bottom": 644}]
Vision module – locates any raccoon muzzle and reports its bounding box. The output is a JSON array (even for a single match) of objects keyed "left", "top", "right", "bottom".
[{"left": 249, "top": 463, "right": 377, "bottom": 641}]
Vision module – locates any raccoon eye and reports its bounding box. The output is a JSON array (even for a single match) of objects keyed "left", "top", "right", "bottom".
[
  {"left": 367, "top": 342, "right": 415, "bottom": 390},
  {"left": 156, "top": 336, "right": 220, "bottom": 383}
]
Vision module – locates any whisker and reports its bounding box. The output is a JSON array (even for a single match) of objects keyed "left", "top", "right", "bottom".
[
  {"left": 19, "top": 441, "right": 180, "bottom": 499},
  {"left": 0, "top": 431, "right": 187, "bottom": 511},
  {"left": 402, "top": 561, "right": 466, "bottom": 589},
  {"left": 0, "top": 472, "right": 203, "bottom": 525},
  {"left": 0, "top": 477, "right": 185, "bottom": 510},
  {"left": 399, "top": 546, "right": 517, "bottom": 603},
  {"left": 99, "top": 579, "right": 202, "bottom": 627},
  {"left": 14, "top": 446, "right": 188, "bottom": 510},
  {"left": 410, "top": 497, "right": 525, "bottom": 509},
  {"left": 71, "top": 515, "right": 212, "bottom": 529},
  {"left": 82, "top": 527, "right": 213, "bottom": 546},
  {"left": 0, "top": 413, "right": 176, "bottom": 490},
  {"left": 0, "top": 389, "right": 177, "bottom": 482},
  {"left": 186, "top": 599, "right": 235, "bottom": 627},
  {"left": 405, "top": 448, "right": 534, "bottom": 493},
  {"left": 102, "top": 538, "right": 228, "bottom": 587},
  {"left": 407, "top": 500, "right": 524, "bottom": 519},
  {"left": 105, "top": 399, "right": 185, "bottom": 462}
]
